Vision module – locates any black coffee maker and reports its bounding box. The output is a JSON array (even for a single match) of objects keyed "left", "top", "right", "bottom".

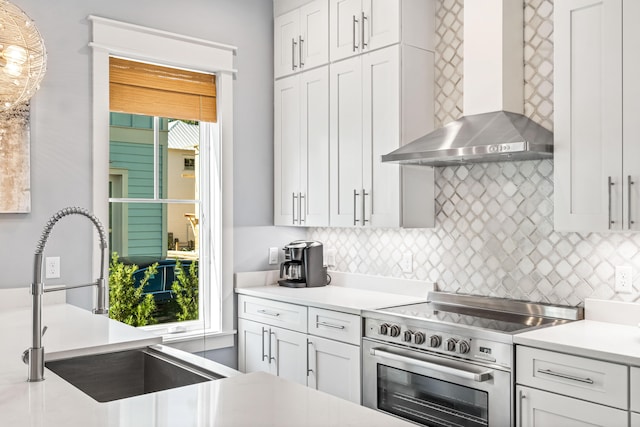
[{"left": 278, "top": 240, "right": 327, "bottom": 288}]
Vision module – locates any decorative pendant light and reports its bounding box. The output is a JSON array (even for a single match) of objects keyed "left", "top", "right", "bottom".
[{"left": 0, "top": 0, "right": 46, "bottom": 111}]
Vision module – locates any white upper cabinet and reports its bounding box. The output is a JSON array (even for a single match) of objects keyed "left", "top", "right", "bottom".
[
  {"left": 274, "top": 66, "right": 329, "bottom": 227},
  {"left": 330, "top": 45, "right": 435, "bottom": 228},
  {"left": 329, "top": 0, "right": 434, "bottom": 62},
  {"left": 275, "top": 0, "right": 329, "bottom": 79},
  {"left": 554, "top": 0, "right": 640, "bottom": 232}
]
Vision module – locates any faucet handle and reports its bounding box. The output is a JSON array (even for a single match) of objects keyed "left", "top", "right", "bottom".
[
  {"left": 21, "top": 349, "right": 29, "bottom": 364},
  {"left": 41, "top": 326, "right": 47, "bottom": 337}
]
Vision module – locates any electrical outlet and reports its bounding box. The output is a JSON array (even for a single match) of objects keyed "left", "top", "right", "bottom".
[
  {"left": 325, "top": 248, "right": 336, "bottom": 268},
  {"left": 399, "top": 252, "right": 413, "bottom": 273},
  {"left": 268, "top": 247, "right": 279, "bottom": 265},
  {"left": 615, "top": 266, "right": 633, "bottom": 293},
  {"left": 45, "top": 256, "right": 60, "bottom": 279}
]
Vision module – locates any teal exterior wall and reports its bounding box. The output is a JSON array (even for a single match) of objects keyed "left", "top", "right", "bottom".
[{"left": 109, "top": 113, "right": 168, "bottom": 258}]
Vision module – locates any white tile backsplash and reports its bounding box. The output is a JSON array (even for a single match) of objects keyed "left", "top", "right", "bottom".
[{"left": 307, "top": 0, "right": 640, "bottom": 306}]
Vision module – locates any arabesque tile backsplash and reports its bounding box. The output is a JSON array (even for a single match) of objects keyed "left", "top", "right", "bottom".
[{"left": 308, "top": 0, "right": 640, "bottom": 306}]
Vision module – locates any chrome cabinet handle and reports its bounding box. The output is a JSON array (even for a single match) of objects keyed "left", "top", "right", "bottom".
[
  {"left": 353, "top": 189, "right": 360, "bottom": 225},
  {"left": 536, "top": 368, "right": 594, "bottom": 384},
  {"left": 257, "top": 309, "right": 281, "bottom": 317},
  {"left": 261, "top": 327, "right": 268, "bottom": 362},
  {"left": 518, "top": 389, "right": 526, "bottom": 427},
  {"left": 362, "top": 189, "right": 369, "bottom": 224},
  {"left": 299, "top": 193, "right": 306, "bottom": 224},
  {"left": 629, "top": 175, "right": 635, "bottom": 229},
  {"left": 361, "top": 12, "right": 367, "bottom": 49},
  {"left": 291, "top": 38, "right": 297, "bottom": 70},
  {"left": 292, "top": 192, "right": 298, "bottom": 225},
  {"left": 269, "top": 330, "right": 276, "bottom": 363},
  {"left": 316, "top": 321, "right": 345, "bottom": 330},
  {"left": 370, "top": 347, "right": 493, "bottom": 382},
  {"left": 307, "top": 340, "right": 313, "bottom": 375},
  {"left": 352, "top": 15, "right": 359, "bottom": 52},
  {"left": 299, "top": 35, "right": 304, "bottom": 68},
  {"left": 608, "top": 176, "right": 615, "bottom": 229}
]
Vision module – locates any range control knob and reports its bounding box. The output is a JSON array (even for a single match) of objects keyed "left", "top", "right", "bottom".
[
  {"left": 389, "top": 324, "right": 401, "bottom": 338},
  {"left": 378, "top": 323, "right": 390, "bottom": 335},
  {"left": 445, "top": 338, "right": 458, "bottom": 352},
  {"left": 457, "top": 340, "right": 471, "bottom": 354},
  {"left": 428, "top": 335, "right": 442, "bottom": 348},
  {"left": 402, "top": 330, "right": 413, "bottom": 342},
  {"left": 413, "top": 332, "right": 426, "bottom": 345}
]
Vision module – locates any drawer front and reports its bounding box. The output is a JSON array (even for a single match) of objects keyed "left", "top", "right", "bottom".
[
  {"left": 308, "top": 307, "right": 360, "bottom": 345},
  {"left": 632, "top": 367, "right": 640, "bottom": 412},
  {"left": 238, "top": 295, "right": 307, "bottom": 333},
  {"left": 516, "top": 346, "right": 628, "bottom": 409}
]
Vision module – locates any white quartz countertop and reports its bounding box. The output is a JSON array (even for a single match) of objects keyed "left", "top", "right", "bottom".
[
  {"left": 0, "top": 302, "right": 413, "bottom": 426},
  {"left": 236, "top": 284, "right": 426, "bottom": 314},
  {"left": 234, "top": 271, "right": 431, "bottom": 314},
  {"left": 514, "top": 320, "right": 640, "bottom": 366}
]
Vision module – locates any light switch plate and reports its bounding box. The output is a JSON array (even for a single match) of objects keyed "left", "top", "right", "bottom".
[{"left": 268, "top": 247, "right": 279, "bottom": 265}]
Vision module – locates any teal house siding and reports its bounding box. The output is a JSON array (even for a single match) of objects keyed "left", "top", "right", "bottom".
[{"left": 109, "top": 113, "right": 169, "bottom": 258}]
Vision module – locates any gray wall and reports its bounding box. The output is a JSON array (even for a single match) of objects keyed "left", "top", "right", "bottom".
[{"left": 1, "top": 0, "right": 302, "bottom": 306}]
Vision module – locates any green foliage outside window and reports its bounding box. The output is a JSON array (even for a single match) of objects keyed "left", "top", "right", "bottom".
[
  {"left": 108, "top": 252, "right": 158, "bottom": 326},
  {"left": 172, "top": 259, "right": 199, "bottom": 321}
]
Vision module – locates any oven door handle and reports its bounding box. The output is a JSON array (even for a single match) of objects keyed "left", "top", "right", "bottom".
[{"left": 370, "top": 348, "right": 494, "bottom": 382}]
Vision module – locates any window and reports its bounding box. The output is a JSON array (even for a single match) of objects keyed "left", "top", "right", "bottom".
[
  {"left": 108, "top": 113, "right": 211, "bottom": 332},
  {"left": 90, "top": 16, "right": 236, "bottom": 348}
]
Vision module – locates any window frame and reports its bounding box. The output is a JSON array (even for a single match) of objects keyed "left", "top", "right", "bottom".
[{"left": 89, "top": 16, "right": 236, "bottom": 347}]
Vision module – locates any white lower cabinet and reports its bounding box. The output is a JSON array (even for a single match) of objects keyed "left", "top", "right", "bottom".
[
  {"left": 516, "top": 345, "right": 631, "bottom": 427},
  {"left": 238, "top": 297, "right": 362, "bottom": 403},
  {"left": 516, "top": 385, "right": 628, "bottom": 427},
  {"left": 633, "top": 413, "right": 640, "bottom": 427},
  {"left": 238, "top": 318, "right": 308, "bottom": 386},
  {"left": 307, "top": 335, "right": 360, "bottom": 403}
]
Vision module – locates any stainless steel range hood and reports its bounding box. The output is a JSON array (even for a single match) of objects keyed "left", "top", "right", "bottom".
[
  {"left": 382, "top": 110, "right": 553, "bottom": 166},
  {"left": 383, "top": 0, "right": 553, "bottom": 167}
]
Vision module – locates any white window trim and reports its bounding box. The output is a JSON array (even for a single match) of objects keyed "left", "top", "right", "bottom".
[{"left": 89, "top": 16, "right": 236, "bottom": 344}]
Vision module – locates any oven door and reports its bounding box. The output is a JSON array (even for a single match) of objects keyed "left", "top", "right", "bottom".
[{"left": 362, "top": 339, "right": 512, "bottom": 427}]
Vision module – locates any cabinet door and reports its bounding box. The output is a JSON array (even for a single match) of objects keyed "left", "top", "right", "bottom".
[
  {"left": 623, "top": 0, "right": 640, "bottom": 231},
  {"left": 237, "top": 319, "right": 271, "bottom": 375},
  {"left": 363, "top": 0, "right": 399, "bottom": 52},
  {"left": 517, "top": 386, "right": 629, "bottom": 427},
  {"left": 307, "top": 336, "right": 361, "bottom": 404},
  {"left": 274, "top": 75, "right": 301, "bottom": 226},
  {"left": 632, "top": 413, "right": 640, "bottom": 427},
  {"left": 330, "top": 56, "right": 364, "bottom": 227},
  {"left": 300, "top": 67, "right": 330, "bottom": 226},
  {"left": 362, "top": 46, "right": 400, "bottom": 227},
  {"left": 271, "top": 326, "right": 308, "bottom": 386},
  {"left": 330, "top": 0, "right": 362, "bottom": 61},
  {"left": 274, "top": 8, "right": 300, "bottom": 79},
  {"left": 554, "top": 0, "right": 622, "bottom": 232},
  {"left": 299, "top": 0, "right": 329, "bottom": 71}
]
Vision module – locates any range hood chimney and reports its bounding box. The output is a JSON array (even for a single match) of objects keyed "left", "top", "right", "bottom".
[{"left": 382, "top": 0, "right": 553, "bottom": 166}]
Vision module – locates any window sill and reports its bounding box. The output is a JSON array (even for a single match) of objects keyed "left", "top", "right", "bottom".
[{"left": 161, "top": 329, "right": 236, "bottom": 353}]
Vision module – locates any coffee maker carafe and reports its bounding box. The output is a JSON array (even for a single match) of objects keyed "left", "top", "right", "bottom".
[{"left": 278, "top": 240, "right": 327, "bottom": 288}]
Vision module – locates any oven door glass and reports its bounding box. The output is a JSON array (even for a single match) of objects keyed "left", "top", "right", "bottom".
[{"left": 377, "top": 364, "right": 489, "bottom": 427}]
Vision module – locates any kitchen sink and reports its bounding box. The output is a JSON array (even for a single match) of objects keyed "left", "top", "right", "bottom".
[{"left": 45, "top": 346, "right": 225, "bottom": 402}]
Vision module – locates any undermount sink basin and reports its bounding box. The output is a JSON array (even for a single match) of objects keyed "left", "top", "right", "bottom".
[{"left": 45, "top": 346, "right": 223, "bottom": 402}]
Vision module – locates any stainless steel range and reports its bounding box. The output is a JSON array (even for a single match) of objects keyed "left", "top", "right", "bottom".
[{"left": 362, "top": 291, "right": 583, "bottom": 427}]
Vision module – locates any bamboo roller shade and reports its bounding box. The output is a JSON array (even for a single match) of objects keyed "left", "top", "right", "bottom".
[{"left": 109, "top": 57, "right": 216, "bottom": 122}]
